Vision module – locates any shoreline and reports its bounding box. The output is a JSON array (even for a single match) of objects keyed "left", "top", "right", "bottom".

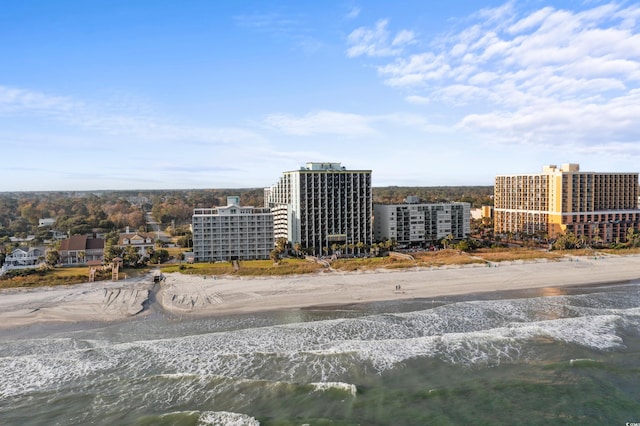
[{"left": 1, "top": 253, "right": 640, "bottom": 331}]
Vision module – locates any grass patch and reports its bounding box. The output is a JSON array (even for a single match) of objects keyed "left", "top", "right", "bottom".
[
  {"left": 0, "top": 266, "right": 150, "bottom": 289},
  {"left": 5, "top": 246, "right": 639, "bottom": 288},
  {"left": 165, "top": 246, "right": 188, "bottom": 258},
  {"left": 473, "top": 248, "right": 564, "bottom": 263},
  {"left": 331, "top": 250, "right": 484, "bottom": 271},
  {"left": 161, "top": 259, "right": 323, "bottom": 276},
  {"left": 331, "top": 256, "right": 411, "bottom": 271},
  {"left": 600, "top": 247, "right": 640, "bottom": 255},
  {"left": 412, "top": 249, "right": 485, "bottom": 267}
]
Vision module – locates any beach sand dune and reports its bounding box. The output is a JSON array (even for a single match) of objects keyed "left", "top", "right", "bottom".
[
  {"left": 1, "top": 254, "right": 639, "bottom": 330},
  {"left": 157, "top": 254, "right": 640, "bottom": 317},
  {"left": 0, "top": 278, "right": 151, "bottom": 330}
]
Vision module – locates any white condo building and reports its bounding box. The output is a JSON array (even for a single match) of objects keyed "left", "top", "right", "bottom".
[
  {"left": 265, "top": 162, "right": 372, "bottom": 254},
  {"left": 192, "top": 197, "right": 274, "bottom": 262},
  {"left": 374, "top": 200, "right": 471, "bottom": 245}
]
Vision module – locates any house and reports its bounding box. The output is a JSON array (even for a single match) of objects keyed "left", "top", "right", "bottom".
[
  {"left": 183, "top": 251, "right": 195, "bottom": 263},
  {"left": 38, "top": 218, "right": 56, "bottom": 227},
  {"left": 59, "top": 235, "right": 105, "bottom": 265},
  {"left": 9, "top": 235, "right": 35, "bottom": 243},
  {"left": 118, "top": 228, "right": 155, "bottom": 258},
  {"left": 1, "top": 247, "right": 47, "bottom": 274}
]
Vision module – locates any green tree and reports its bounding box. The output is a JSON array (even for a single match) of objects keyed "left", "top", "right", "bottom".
[
  {"left": 552, "top": 232, "right": 580, "bottom": 250},
  {"left": 103, "top": 244, "right": 123, "bottom": 263},
  {"left": 177, "top": 233, "right": 193, "bottom": 248},
  {"left": 442, "top": 234, "right": 455, "bottom": 249},
  {"left": 456, "top": 240, "right": 471, "bottom": 252},
  {"left": 46, "top": 250, "right": 60, "bottom": 266},
  {"left": 149, "top": 249, "right": 169, "bottom": 264},
  {"left": 270, "top": 249, "right": 280, "bottom": 264},
  {"left": 123, "top": 245, "right": 141, "bottom": 267},
  {"left": 626, "top": 227, "right": 640, "bottom": 247},
  {"left": 275, "top": 238, "right": 288, "bottom": 254}
]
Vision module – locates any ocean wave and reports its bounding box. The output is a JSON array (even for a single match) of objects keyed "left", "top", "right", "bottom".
[
  {"left": 1, "top": 291, "right": 637, "bottom": 399},
  {"left": 197, "top": 411, "right": 260, "bottom": 426},
  {"left": 152, "top": 410, "right": 260, "bottom": 426},
  {"left": 310, "top": 381, "right": 357, "bottom": 396}
]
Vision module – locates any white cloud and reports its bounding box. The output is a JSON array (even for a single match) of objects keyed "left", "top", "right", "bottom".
[
  {"left": 345, "top": 7, "right": 361, "bottom": 20},
  {"left": 0, "top": 84, "right": 266, "bottom": 146},
  {"left": 0, "top": 86, "right": 81, "bottom": 116},
  {"left": 347, "top": 1, "right": 640, "bottom": 156},
  {"left": 508, "top": 7, "right": 554, "bottom": 34},
  {"left": 405, "top": 95, "right": 430, "bottom": 105},
  {"left": 263, "top": 110, "right": 451, "bottom": 137},
  {"left": 346, "top": 19, "right": 415, "bottom": 58},
  {"left": 264, "top": 110, "right": 376, "bottom": 136}
]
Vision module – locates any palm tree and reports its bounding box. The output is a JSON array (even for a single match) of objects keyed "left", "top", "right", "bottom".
[
  {"left": 442, "top": 234, "right": 454, "bottom": 249},
  {"left": 626, "top": 227, "right": 640, "bottom": 247}
]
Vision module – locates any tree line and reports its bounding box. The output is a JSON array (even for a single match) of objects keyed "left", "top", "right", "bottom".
[{"left": 0, "top": 186, "right": 493, "bottom": 243}]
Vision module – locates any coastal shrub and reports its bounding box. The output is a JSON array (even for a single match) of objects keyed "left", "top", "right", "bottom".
[
  {"left": 412, "top": 249, "right": 483, "bottom": 267},
  {"left": 474, "top": 248, "right": 563, "bottom": 263},
  {"left": 3, "top": 268, "right": 49, "bottom": 278}
]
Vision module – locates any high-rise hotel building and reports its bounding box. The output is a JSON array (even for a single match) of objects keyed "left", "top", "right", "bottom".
[
  {"left": 192, "top": 196, "right": 274, "bottom": 261},
  {"left": 494, "top": 164, "right": 640, "bottom": 243},
  {"left": 265, "top": 162, "right": 372, "bottom": 254}
]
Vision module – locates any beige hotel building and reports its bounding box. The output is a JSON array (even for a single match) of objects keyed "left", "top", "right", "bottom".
[{"left": 494, "top": 164, "right": 640, "bottom": 244}]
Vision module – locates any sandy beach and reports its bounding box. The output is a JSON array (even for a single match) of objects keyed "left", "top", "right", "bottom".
[{"left": 1, "top": 253, "right": 640, "bottom": 330}]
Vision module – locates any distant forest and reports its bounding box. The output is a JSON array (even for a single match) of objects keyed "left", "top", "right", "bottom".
[{"left": 0, "top": 186, "right": 493, "bottom": 240}]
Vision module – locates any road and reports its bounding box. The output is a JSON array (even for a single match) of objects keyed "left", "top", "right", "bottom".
[{"left": 145, "top": 212, "right": 171, "bottom": 242}]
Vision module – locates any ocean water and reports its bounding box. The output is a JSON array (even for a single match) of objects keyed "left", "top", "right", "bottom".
[{"left": 1, "top": 282, "right": 639, "bottom": 425}]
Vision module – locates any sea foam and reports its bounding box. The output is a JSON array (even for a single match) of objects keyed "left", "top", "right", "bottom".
[
  {"left": 310, "top": 381, "right": 357, "bottom": 396},
  {"left": 197, "top": 410, "right": 260, "bottom": 426},
  {"left": 1, "top": 290, "right": 638, "bottom": 400}
]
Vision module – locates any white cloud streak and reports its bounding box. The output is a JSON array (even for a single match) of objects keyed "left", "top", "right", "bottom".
[
  {"left": 348, "top": 2, "right": 640, "bottom": 155},
  {"left": 263, "top": 110, "right": 449, "bottom": 136},
  {"left": 0, "top": 84, "right": 265, "bottom": 145},
  {"left": 264, "top": 110, "right": 377, "bottom": 136},
  {"left": 346, "top": 19, "right": 416, "bottom": 58}
]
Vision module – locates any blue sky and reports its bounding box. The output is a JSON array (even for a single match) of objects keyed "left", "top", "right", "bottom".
[{"left": 1, "top": 0, "right": 639, "bottom": 191}]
